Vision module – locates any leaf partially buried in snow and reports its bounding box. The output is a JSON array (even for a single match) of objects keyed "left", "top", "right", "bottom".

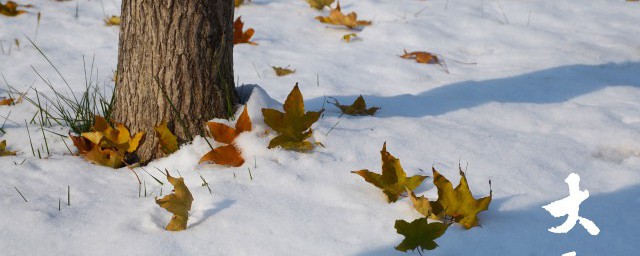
[
  {"left": 306, "top": 0, "right": 334, "bottom": 10},
  {"left": 81, "top": 116, "right": 145, "bottom": 154},
  {"left": 233, "top": 16, "right": 257, "bottom": 45},
  {"left": 394, "top": 218, "right": 449, "bottom": 252},
  {"left": 330, "top": 95, "right": 379, "bottom": 116},
  {"left": 156, "top": 172, "right": 194, "bottom": 231},
  {"left": 83, "top": 145, "right": 124, "bottom": 168},
  {"left": 199, "top": 144, "right": 245, "bottom": 167},
  {"left": 0, "top": 1, "right": 30, "bottom": 17},
  {"left": 154, "top": 121, "right": 179, "bottom": 154},
  {"left": 352, "top": 142, "right": 427, "bottom": 203},
  {"left": 316, "top": 2, "right": 371, "bottom": 29},
  {"left": 199, "top": 106, "right": 252, "bottom": 167},
  {"left": 0, "top": 140, "right": 17, "bottom": 156},
  {"left": 206, "top": 106, "right": 252, "bottom": 144},
  {"left": 262, "top": 84, "right": 323, "bottom": 151},
  {"left": 104, "top": 15, "right": 120, "bottom": 26},
  {"left": 69, "top": 134, "right": 93, "bottom": 155},
  {"left": 432, "top": 167, "right": 492, "bottom": 229},
  {"left": 272, "top": 66, "right": 295, "bottom": 77}
]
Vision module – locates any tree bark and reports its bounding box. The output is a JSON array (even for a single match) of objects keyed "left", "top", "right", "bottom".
[{"left": 113, "top": 0, "right": 236, "bottom": 163}]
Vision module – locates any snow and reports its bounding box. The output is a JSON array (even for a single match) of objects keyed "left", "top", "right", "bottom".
[{"left": 1, "top": 0, "right": 640, "bottom": 255}]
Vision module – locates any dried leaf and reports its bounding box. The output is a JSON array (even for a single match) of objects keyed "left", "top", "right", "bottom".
[
  {"left": 352, "top": 142, "right": 427, "bottom": 203},
  {"left": 235, "top": 0, "right": 244, "bottom": 7},
  {"left": 206, "top": 106, "right": 252, "bottom": 144},
  {"left": 199, "top": 106, "right": 252, "bottom": 167},
  {"left": 407, "top": 188, "right": 443, "bottom": 219},
  {"left": 104, "top": 15, "right": 120, "bottom": 26},
  {"left": 330, "top": 95, "right": 379, "bottom": 116},
  {"left": 69, "top": 134, "right": 93, "bottom": 155},
  {"left": 342, "top": 33, "right": 358, "bottom": 42},
  {"left": 0, "top": 140, "right": 17, "bottom": 156},
  {"left": 400, "top": 50, "right": 440, "bottom": 64},
  {"left": 233, "top": 16, "right": 257, "bottom": 45},
  {"left": 316, "top": 2, "right": 371, "bottom": 29},
  {"left": 394, "top": 218, "right": 449, "bottom": 252},
  {"left": 154, "top": 121, "right": 179, "bottom": 154},
  {"left": 0, "top": 97, "right": 14, "bottom": 105},
  {"left": 81, "top": 116, "right": 145, "bottom": 154},
  {"left": 306, "top": 0, "right": 334, "bottom": 10},
  {"left": 272, "top": 66, "right": 295, "bottom": 77},
  {"left": 156, "top": 172, "right": 194, "bottom": 231},
  {"left": 0, "top": 1, "right": 28, "bottom": 17},
  {"left": 199, "top": 144, "right": 245, "bottom": 167},
  {"left": 261, "top": 84, "right": 323, "bottom": 151},
  {"left": 432, "top": 167, "right": 492, "bottom": 229},
  {"left": 83, "top": 145, "right": 124, "bottom": 168}
]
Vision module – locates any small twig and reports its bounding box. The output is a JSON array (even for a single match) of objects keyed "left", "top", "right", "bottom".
[
  {"left": 15, "top": 187, "right": 27, "bottom": 202},
  {"left": 67, "top": 186, "right": 70, "bottom": 206},
  {"left": 325, "top": 120, "right": 341, "bottom": 136},
  {"left": 248, "top": 167, "right": 253, "bottom": 180}
]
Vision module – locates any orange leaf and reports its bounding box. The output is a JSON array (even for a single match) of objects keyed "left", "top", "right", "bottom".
[
  {"left": 233, "top": 16, "right": 257, "bottom": 45},
  {"left": 400, "top": 50, "right": 440, "bottom": 64},
  {"left": 207, "top": 106, "right": 252, "bottom": 144},
  {"left": 316, "top": 2, "right": 371, "bottom": 29},
  {"left": 0, "top": 1, "right": 29, "bottom": 17},
  {"left": 69, "top": 134, "right": 93, "bottom": 155},
  {"left": 199, "top": 144, "right": 245, "bottom": 167},
  {"left": 0, "top": 97, "right": 14, "bottom": 106}
]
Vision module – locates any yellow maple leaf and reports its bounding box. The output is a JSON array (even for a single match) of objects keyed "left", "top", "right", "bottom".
[
  {"left": 0, "top": 140, "right": 17, "bottom": 156},
  {"left": 306, "top": 0, "right": 334, "bottom": 10},
  {"left": 272, "top": 66, "right": 295, "bottom": 77},
  {"left": 154, "top": 121, "right": 179, "bottom": 154},
  {"left": 432, "top": 167, "right": 492, "bottom": 229},
  {"left": 104, "top": 15, "right": 120, "bottom": 26},
  {"left": 156, "top": 172, "right": 194, "bottom": 231},
  {"left": 261, "top": 84, "right": 323, "bottom": 151},
  {"left": 352, "top": 142, "right": 427, "bottom": 203}
]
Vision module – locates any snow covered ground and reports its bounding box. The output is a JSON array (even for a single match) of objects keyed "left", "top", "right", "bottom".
[{"left": 1, "top": 0, "right": 639, "bottom": 255}]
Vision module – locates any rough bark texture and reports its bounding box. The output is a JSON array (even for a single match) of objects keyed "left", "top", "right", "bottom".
[{"left": 114, "top": 0, "right": 236, "bottom": 162}]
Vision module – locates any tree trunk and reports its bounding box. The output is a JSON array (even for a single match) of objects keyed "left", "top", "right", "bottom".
[{"left": 113, "top": 0, "right": 236, "bottom": 163}]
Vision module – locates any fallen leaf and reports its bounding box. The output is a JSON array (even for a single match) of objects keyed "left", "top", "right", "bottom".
[
  {"left": 199, "top": 144, "right": 245, "bottom": 167},
  {"left": 407, "top": 188, "right": 443, "bottom": 219},
  {"left": 156, "top": 171, "right": 194, "bottom": 231},
  {"left": 342, "top": 33, "right": 358, "bottom": 42},
  {"left": 235, "top": 0, "right": 244, "bottom": 7},
  {"left": 0, "top": 97, "right": 14, "bottom": 105},
  {"left": 83, "top": 145, "right": 124, "bottom": 168},
  {"left": 233, "top": 16, "right": 257, "bottom": 45},
  {"left": 262, "top": 84, "right": 323, "bottom": 151},
  {"left": 272, "top": 66, "right": 295, "bottom": 77},
  {"left": 400, "top": 50, "right": 440, "bottom": 64},
  {"left": 154, "top": 121, "right": 179, "bottom": 154},
  {"left": 306, "top": 0, "right": 334, "bottom": 10},
  {"left": 69, "top": 134, "right": 93, "bottom": 155},
  {"left": 330, "top": 95, "right": 379, "bottom": 116},
  {"left": 0, "top": 140, "right": 16, "bottom": 156},
  {"left": 394, "top": 218, "right": 449, "bottom": 252},
  {"left": 104, "top": 15, "right": 120, "bottom": 26},
  {"left": 432, "top": 167, "right": 492, "bottom": 229},
  {"left": 0, "top": 1, "right": 28, "bottom": 17},
  {"left": 352, "top": 142, "right": 427, "bottom": 203},
  {"left": 316, "top": 2, "right": 371, "bottom": 29},
  {"left": 81, "top": 116, "right": 145, "bottom": 154},
  {"left": 206, "top": 106, "right": 252, "bottom": 144}
]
